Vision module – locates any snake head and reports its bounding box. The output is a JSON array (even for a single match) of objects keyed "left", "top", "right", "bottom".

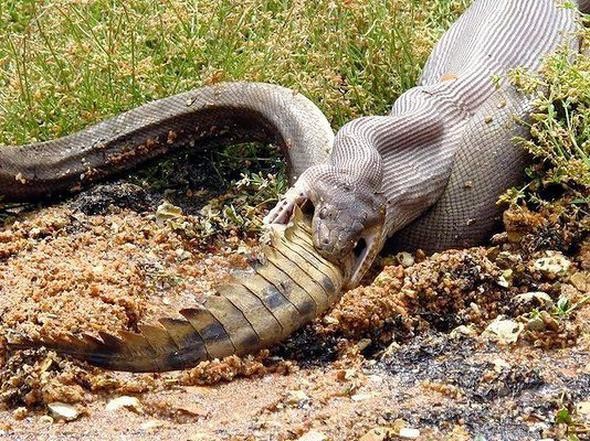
[{"left": 310, "top": 179, "right": 386, "bottom": 289}]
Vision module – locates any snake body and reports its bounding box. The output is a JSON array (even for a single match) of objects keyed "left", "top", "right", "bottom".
[{"left": 3, "top": 0, "right": 588, "bottom": 371}]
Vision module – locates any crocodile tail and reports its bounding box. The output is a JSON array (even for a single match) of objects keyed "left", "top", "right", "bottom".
[{"left": 9, "top": 208, "right": 343, "bottom": 372}]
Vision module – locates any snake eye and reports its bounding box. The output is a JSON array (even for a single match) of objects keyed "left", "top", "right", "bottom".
[{"left": 319, "top": 207, "right": 328, "bottom": 220}]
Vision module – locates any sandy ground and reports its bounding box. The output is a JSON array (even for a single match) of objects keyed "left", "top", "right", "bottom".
[{"left": 0, "top": 172, "right": 589, "bottom": 440}]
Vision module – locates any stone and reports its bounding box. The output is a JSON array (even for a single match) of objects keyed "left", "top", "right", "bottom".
[
  {"left": 39, "top": 415, "right": 54, "bottom": 425},
  {"left": 399, "top": 428, "right": 421, "bottom": 439},
  {"left": 526, "top": 315, "right": 546, "bottom": 332},
  {"left": 450, "top": 324, "right": 477, "bottom": 338},
  {"left": 105, "top": 396, "right": 142, "bottom": 413},
  {"left": 175, "top": 402, "right": 208, "bottom": 417},
  {"left": 533, "top": 253, "right": 571, "bottom": 276},
  {"left": 571, "top": 272, "right": 590, "bottom": 292},
  {"left": 482, "top": 316, "right": 523, "bottom": 344},
  {"left": 47, "top": 402, "right": 80, "bottom": 422},
  {"left": 141, "top": 420, "right": 166, "bottom": 431},
  {"left": 156, "top": 201, "right": 183, "bottom": 224},
  {"left": 286, "top": 390, "right": 310, "bottom": 406},
  {"left": 514, "top": 291, "right": 553, "bottom": 307},
  {"left": 576, "top": 401, "right": 590, "bottom": 421},
  {"left": 12, "top": 407, "right": 28, "bottom": 420},
  {"left": 350, "top": 392, "right": 377, "bottom": 401},
  {"left": 497, "top": 269, "right": 513, "bottom": 288},
  {"left": 396, "top": 252, "right": 415, "bottom": 267},
  {"left": 297, "top": 431, "right": 328, "bottom": 441}
]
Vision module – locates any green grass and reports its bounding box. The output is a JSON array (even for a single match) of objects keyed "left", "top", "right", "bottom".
[{"left": 0, "top": 0, "right": 468, "bottom": 145}]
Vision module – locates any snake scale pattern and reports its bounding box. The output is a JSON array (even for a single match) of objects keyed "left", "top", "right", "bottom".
[{"left": 3, "top": 0, "right": 589, "bottom": 371}]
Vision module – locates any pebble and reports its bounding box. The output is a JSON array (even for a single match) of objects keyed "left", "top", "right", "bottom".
[
  {"left": 399, "top": 427, "right": 420, "bottom": 439},
  {"left": 286, "top": 390, "right": 310, "bottom": 406},
  {"left": 12, "top": 407, "right": 28, "bottom": 420},
  {"left": 297, "top": 431, "right": 328, "bottom": 441},
  {"left": 39, "top": 415, "right": 54, "bottom": 425},
  {"left": 526, "top": 315, "right": 546, "bottom": 332},
  {"left": 497, "top": 268, "right": 514, "bottom": 288},
  {"left": 514, "top": 291, "right": 554, "bottom": 307},
  {"left": 482, "top": 316, "right": 523, "bottom": 344},
  {"left": 396, "top": 251, "right": 415, "bottom": 267},
  {"left": 533, "top": 253, "right": 571, "bottom": 276},
  {"left": 323, "top": 315, "right": 340, "bottom": 325},
  {"left": 571, "top": 272, "right": 590, "bottom": 292},
  {"left": 47, "top": 402, "right": 80, "bottom": 422},
  {"left": 576, "top": 401, "right": 590, "bottom": 421},
  {"left": 105, "top": 396, "right": 142, "bottom": 413},
  {"left": 156, "top": 201, "right": 183, "bottom": 224},
  {"left": 351, "top": 392, "right": 377, "bottom": 401},
  {"left": 450, "top": 324, "right": 477, "bottom": 338},
  {"left": 141, "top": 420, "right": 166, "bottom": 431}
]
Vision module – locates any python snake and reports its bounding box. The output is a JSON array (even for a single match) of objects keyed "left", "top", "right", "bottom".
[{"left": 3, "top": 0, "right": 589, "bottom": 371}]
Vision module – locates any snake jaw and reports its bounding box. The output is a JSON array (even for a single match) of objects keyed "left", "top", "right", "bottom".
[{"left": 344, "top": 212, "right": 385, "bottom": 289}]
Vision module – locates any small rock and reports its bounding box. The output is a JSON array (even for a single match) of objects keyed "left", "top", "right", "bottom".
[
  {"left": 156, "top": 200, "right": 183, "bottom": 224},
  {"left": 491, "top": 357, "right": 511, "bottom": 371},
  {"left": 399, "top": 427, "right": 421, "bottom": 439},
  {"left": 482, "top": 316, "right": 523, "bottom": 344},
  {"left": 344, "top": 369, "right": 358, "bottom": 380},
  {"left": 540, "top": 310, "right": 560, "bottom": 332},
  {"left": 351, "top": 392, "right": 377, "bottom": 401},
  {"left": 514, "top": 292, "right": 554, "bottom": 308},
  {"left": 297, "top": 431, "right": 328, "bottom": 441},
  {"left": 47, "top": 402, "right": 80, "bottom": 422},
  {"left": 533, "top": 253, "right": 571, "bottom": 276},
  {"left": 396, "top": 251, "right": 415, "bottom": 267},
  {"left": 356, "top": 338, "right": 372, "bottom": 351},
  {"left": 105, "top": 396, "right": 142, "bottom": 413},
  {"left": 286, "top": 390, "right": 310, "bottom": 406},
  {"left": 12, "top": 407, "right": 28, "bottom": 420},
  {"left": 39, "top": 415, "right": 54, "bottom": 425},
  {"left": 577, "top": 401, "right": 590, "bottom": 420},
  {"left": 323, "top": 315, "right": 340, "bottom": 326},
  {"left": 381, "top": 341, "right": 401, "bottom": 358},
  {"left": 570, "top": 272, "right": 590, "bottom": 293},
  {"left": 526, "top": 315, "right": 546, "bottom": 332},
  {"left": 497, "top": 269, "right": 513, "bottom": 288},
  {"left": 450, "top": 324, "right": 477, "bottom": 338},
  {"left": 141, "top": 420, "right": 166, "bottom": 431}
]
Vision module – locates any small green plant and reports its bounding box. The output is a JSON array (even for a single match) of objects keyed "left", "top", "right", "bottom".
[
  {"left": 556, "top": 407, "right": 574, "bottom": 425},
  {"left": 552, "top": 404, "right": 590, "bottom": 441},
  {"left": 553, "top": 295, "right": 590, "bottom": 319},
  {"left": 506, "top": 24, "right": 590, "bottom": 207}
]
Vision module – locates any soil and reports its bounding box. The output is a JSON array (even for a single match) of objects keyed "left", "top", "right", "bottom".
[{"left": 0, "top": 153, "right": 589, "bottom": 441}]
